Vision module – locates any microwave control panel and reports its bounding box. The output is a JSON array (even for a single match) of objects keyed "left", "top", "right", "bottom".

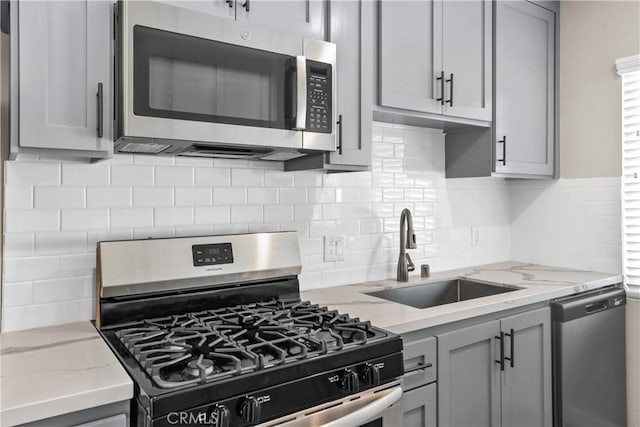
[
  {"left": 192, "top": 243, "right": 233, "bottom": 267},
  {"left": 306, "top": 60, "right": 332, "bottom": 134}
]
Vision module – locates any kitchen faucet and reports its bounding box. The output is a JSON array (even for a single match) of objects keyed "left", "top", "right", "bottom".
[{"left": 397, "top": 208, "right": 417, "bottom": 282}]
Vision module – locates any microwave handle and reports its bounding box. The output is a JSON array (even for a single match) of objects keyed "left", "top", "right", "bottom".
[{"left": 294, "top": 55, "right": 307, "bottom": 131}]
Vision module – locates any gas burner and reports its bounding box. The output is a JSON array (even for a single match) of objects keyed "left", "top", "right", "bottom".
[
  {"left": 112, "top": 299, "right": 388, "bottom": 389},
  {"left": 186, "top": 358, "right": 214, "bottom": 377}
]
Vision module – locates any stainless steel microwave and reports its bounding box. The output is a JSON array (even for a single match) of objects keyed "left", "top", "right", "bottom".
[{"left": 114, "top": 1, "right": 336, "bottom": 161}]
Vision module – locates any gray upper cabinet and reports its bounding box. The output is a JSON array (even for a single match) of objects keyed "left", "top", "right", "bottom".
[
  {"left": 379, "top": 0, "right": 440, "bottom": 115},
  {"left": 160, "top": 0, "right": 326, "bottom": 40},
  {"left": 14, "top": 1, "right": 112, "bottom": 158},
  {"left": 500, "top": 307, "right": 552, "bottom": 427},
  {"left": 437, "top": 320, "right": 502, "bottom": 427},
  {"left": 494, "top": 1, "right": 555, "bottom": 176},
  {"left": 437, "top": 307, "right": 552, "bottom": 427},
  {"left": 285, "top": 0, "right": 372, "bottom": 172},
  {"left": 379, "top": 0, "right": 492, "bottom": 122},
  {"left": 235, "top": 0, "right": 326, "bottom": 40}
]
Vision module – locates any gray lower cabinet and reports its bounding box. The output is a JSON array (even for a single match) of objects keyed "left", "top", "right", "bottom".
[
  {"left": 436, "top": 307, "right": 552, "bottom": 427},
  {"left": 494, "top": 1, "right": 556, "bottom": 176},
  {"left": 403, "top": 383, "right": 437, "bottom": 427},
  {"left": 12, "top": 0, "right": 113, "bottom": 159},
  {"left": 378, "top": 0, "right": 492, "bottom": 122},
  {"left": 285, "top": 0, "right": 372, "bottom": 172}
]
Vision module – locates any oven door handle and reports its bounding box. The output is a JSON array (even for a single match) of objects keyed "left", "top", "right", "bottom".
[
  {"left": 294, "top": 55, "right": 307, "bottom": 131},
  {"left": 323, "top": 386, "right": 403, "bottom": 427}
]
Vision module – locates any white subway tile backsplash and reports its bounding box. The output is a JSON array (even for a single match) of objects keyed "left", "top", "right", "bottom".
[
  {"left": 214, "top": 187, "right": 247, "bottom": 205},
  {"left": 111, "top": 165, "right": 154, "bottom": 186},
  {"left": 308, "top": 188, "right": 335, "bottom": 204},
  {"left": 10, "top": 122, "right": 611, "bottom": 332},
  {"left": 247, "top": 187, "right": 278, "bottom": 205},
  {"left": 309, "top": 220, "right": 336, "bottom": 237},
  {"left": 280, "top": 188, "right": 307, "bottom": 204},
  {"left": 264, "top": 205, "right": 293, "bottom": 223},
  {"left": 4, "top": 233, "right": 35, "bottom": 257},
  {"left": 6, "top": 209, "right": 59, "bottom": 232},
  {"left": 194, "top": 206, "right": 230, "bottom": 225},
  {"left": 4, "top": 256, "right": 60, "bottom": 282},
  {"left": 294, "top": 171, "right": 323, "bottom": 187},
  {"left": 175, "top": 187, "right": 213, "bottom": 206},
  {"left": 111, "top": 208, "right": 154, "bottom": 229},
  {"left": 34, "top": 186, "right": 85, "bottom": 209},
  {"left": 156, "top": 166, "right": 194, "bottom": 186},
  {"left": 32, "top": 276, "right": 91, "bottom": 304},
  {"left": 4, "top": 186, "right": 33, "bottom": 209},
  {"left": 133, "top": 187, "right": 174, "bottom": 207},
  {"left": 35, "top": 231, "right": 87, "bottom": 256},
  {"left": 232, "top": 169, "right": 263, "bottom": 186},
  {"left": 2, "top": 282, "right": 33, "bottom": 307},
  {"left": 195, "top": 168, "right": 230, "bottom": 186},
  {"left": 61, "top": 209, "right": 109, "bottom": 231},
  {"left": 6, "top": 162, "right": 60, "bottom": 186},
  {"left": 155, "top": 207, "right": 194, "bottom": 226},
  {"left": 265, "top": 170, "right": 294, "bottom": 187},
  {"left": 231, "top": 205, "right": 262, "bottom": 224},
  {"left": 87, "top": 187, "right": 132, "bottom": 208}
]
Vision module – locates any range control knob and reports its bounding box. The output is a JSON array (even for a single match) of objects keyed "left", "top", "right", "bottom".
[
  {"left": 212, "top": 404, "right": 230, "bottom": 427},
  {"left": 239, "top": 396, "right": 261, "bottom": 424},
  {"left": 362, "top": 363, "right": 381, "bottom": 386},
  {"left": 340, "top": 368, "right": 360, "bottom": 393}
]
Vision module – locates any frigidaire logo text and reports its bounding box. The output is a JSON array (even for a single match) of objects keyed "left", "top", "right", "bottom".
[{"left": 167, "top": 412, "right": 220, "bottom": 425}]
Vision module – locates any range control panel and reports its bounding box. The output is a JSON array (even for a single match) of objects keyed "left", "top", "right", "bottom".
[
  {"left": 306, "top": 60, "right": 332, "bottom": 134},
  {"left": 192, "top": 243, "right": 234, "bottom": 267}
]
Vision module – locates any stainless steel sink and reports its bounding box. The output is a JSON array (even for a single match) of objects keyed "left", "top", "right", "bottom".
[{"left": 366, "top": 279, "right": 519, "bottom": 309}]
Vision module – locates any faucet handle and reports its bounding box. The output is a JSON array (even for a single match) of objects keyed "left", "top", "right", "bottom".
[{"left": 406, "top": 253, "right": 415, "bottom": 272}]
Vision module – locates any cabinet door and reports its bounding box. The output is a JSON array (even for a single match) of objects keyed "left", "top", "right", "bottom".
[
  {"left": 500, "top": 307, "right": 552, "bottom": 427},
  {"left": 155, "top": 0, "right": 235, "bottom": 19},
  {"left": 402, "top": 383, "right": 437, "bottom": 427},
  {"left": 379, "top": 0, "right": 442, "bottom": 114},
  {"left": 326, "top": 0, "right": 370, "bottom": 167},
  {"left": 437, "top": 320, "right": 501, "bottom": 427},
  {"left": 441, "top": 0, "right": 492, "bottom": 121},
  {"left": 494, "top": 1, "right": 555, "bottom": 176},
  {"left": 235, "top": 0, "right": 326, "bottom": 40},
  {"left": 18, "top": 1, "right": 112, "bottom": 155}
]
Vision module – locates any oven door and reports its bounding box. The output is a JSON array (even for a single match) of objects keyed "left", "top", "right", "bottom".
[
  {"left": 261, "top": 383, "right": 403, "bottom": 427},
  {"left": 118, "top": 1, "right": 304, "bottom": 150}
]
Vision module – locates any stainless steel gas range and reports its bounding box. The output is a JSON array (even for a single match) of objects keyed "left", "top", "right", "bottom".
[{"left": 96, "top": 232, "right": 404, "bottom": 426}]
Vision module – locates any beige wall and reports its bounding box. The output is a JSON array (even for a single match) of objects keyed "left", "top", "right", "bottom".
[{"left": 560, "top": 1, "right": 640, "bottom": 178}]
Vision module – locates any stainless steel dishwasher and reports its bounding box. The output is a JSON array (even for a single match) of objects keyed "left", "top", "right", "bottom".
[{"left": 551, "top": 286, "right": 627, "bottom": 426}]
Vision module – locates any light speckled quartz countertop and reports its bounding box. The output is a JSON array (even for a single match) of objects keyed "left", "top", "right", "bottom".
[
  {"left": 301, "top": 262, "right": 622, "bottom": 334},
  {"left": 0, "top": 322, "right": 133, "bottom": 426}
]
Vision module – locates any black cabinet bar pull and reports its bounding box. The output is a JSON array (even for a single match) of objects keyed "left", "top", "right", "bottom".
[
  {"left": 446, "top": 73, "right": 454, "bottom": 106},
  {"left": 436, "top": 71, "right": 445, "bottom": 106},
  {"left": 505, "top": 329, "right": 515, "bottom": 368},
  {"left": 495, "top": 332, "right": 505, "bottom": 371},
  {"left": 96, "top": 82, "right": 103, "bottom": 138},
  {"left": 497, "top": 135, "right": 506, "bottom": 165},
  {"left": 225, "top": 0, "right": 233, "bottom": 7},
  {"left": 337, "top": 114, "right": 343, "bottom": 155},
  {"left": 243, "top": 0, "right": 250, "bottom": 11}
]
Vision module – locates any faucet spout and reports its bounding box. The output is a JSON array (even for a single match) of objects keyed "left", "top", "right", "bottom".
[{"left": 397, "top": 208, "right": 417, "bottom": 282}]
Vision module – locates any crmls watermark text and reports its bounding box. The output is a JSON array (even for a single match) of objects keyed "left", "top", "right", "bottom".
[{"left": 167, "top": 412, "right": 219, "bottom": 425}]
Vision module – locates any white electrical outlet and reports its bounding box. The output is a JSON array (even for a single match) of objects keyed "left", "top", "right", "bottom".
[
  {"left": 324, "top": 235, "right": 345, "bottom": 262},
  {"left": 471, "top": 227, "right": 480, "bottom": 246}
]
